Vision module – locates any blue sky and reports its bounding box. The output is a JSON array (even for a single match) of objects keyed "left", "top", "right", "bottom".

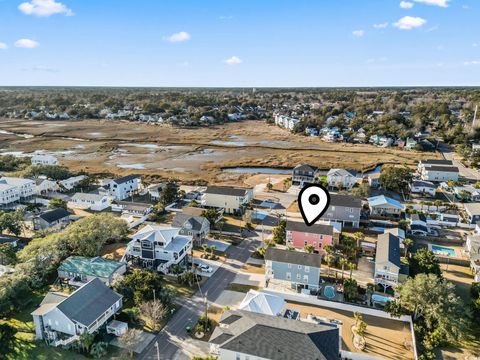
[{"left": 0, "top": 0, "right": 479, "bottom": 87}]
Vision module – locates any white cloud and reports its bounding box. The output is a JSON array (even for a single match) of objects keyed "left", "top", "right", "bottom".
[
  {"left": 393, "top": 16, "right": 427, "bottom": 30},
  {"left": 163, "top": 31, "right": 191, "bottom": 43},
  {"left": 14, "top": 38, "right": 39, "bottom": 48},
  {"left": 473, "top": 43, "right": 479, "bottom": 48},
  {"left": 400, "top": 1, "right": 414, "bottom": 9},
  {"left": 0, "top": 42, "right": 8, "bottom": 49},
  {"left": 464, "top": 60, "right": 480, "bottom": 66},
  {"left": 18, "top": 0, "right": 73, "bottom": 17},
  {"left": 352, "top": 30, "right": 365, "bottom": 37},
  {"left": 224, "top": 56, "right": 242, "bottom": 65},
  {"left": 413, "top": 0, "right": 449, "bottom": 7},
  {"left": 373, "top": 22, "right": 389, "bottom": 29}
]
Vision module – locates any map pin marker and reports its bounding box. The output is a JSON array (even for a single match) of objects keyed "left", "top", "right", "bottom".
[{"left": 298, "top": 184, "right": 331, "bottom": 226}]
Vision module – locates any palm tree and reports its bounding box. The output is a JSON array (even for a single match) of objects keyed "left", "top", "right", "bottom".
[
  {"left": 325, "top": 253, "right": 336, "bottom": 278},
  {"left": 201, "top": 243, "right": 208, "bottom": 258},
  {"left": 209, "top": 245, "right": 216, "bottom": 258},
  {"left": 339, "top": 257, "right": 348, "bottom": 282},
  {"left": 403, "top": 238, "right": 413, "bottom": 258},
  {"left": 348, "top": 262, "right": 356, "bottom": 279},
  {"left": 304, "top": 244, "right": 315, "bottom": 253},
  {"left": 354, "top": 311, "right": 362, "bottom": 327}
]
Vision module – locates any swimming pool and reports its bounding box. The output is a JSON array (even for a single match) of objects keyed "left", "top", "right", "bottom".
[
  {"left": 251, "top": 211, "right": 268, "bottom": 220},
  {"left": 324, "top": 286, "right": 336, "bottom": 299},
  {"left": 372, "top": 294, "right": 393, "bottom": 304},
  {"left": 430, "top": 245, "right": 456, "bottom": 257}
]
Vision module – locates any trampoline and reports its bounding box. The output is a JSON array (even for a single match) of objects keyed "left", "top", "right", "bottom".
[{"left": 323, "top": 286, "right": 336, "bottom": 299}]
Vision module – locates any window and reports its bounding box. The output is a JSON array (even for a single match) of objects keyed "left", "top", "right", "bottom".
[
  {"left": 296, "top": 273, "right": 301, "bottom": 280},
  {"left": 286, "top": 272, "right": 291, "bottom": 280},
  {"left": 298, "top": 264, "right": 302, "bottom": 270},
  {"left": 305, "top": 266, "right": 310, "bottom": 273},
  {"left": 287, "top": 263, "right": 292, "bottom": 269},
  {"left": 304, "top": 240, "right": 308, "bottom": 246},
  {"left": 319, "top": 234, "right": 323, "bottom": 240},
  {"left": 303, "top": 275, "right": 309, "bottom": 282},
  {"left": 236, "top": 354, "right": 241, "bottom": 360}
]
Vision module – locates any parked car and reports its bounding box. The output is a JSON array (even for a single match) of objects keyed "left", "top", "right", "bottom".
[{"left": 198, "top": 263, "right": 213, "bottom": 273}]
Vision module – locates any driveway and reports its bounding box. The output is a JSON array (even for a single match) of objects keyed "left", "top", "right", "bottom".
[
  {"left": 204, "top": 239, "right": 230, "bottom": 252},
  {"left": 138, "top": 235, "right": 261, "bottom": 360},
  {"left": 193, "top": 258, "right": 222, "bottom": 278}
]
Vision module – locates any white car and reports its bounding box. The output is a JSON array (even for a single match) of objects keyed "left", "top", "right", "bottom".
[{"left": 198, "top": 263, "right": 213, "bottom": 273}]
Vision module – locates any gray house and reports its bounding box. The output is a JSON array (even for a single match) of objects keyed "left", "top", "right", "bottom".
[
  {"left": 292, "top": 164, "right": 318, "bottom": 186},
  {"left": 31, "top": 278, "right": 123, "bottom": 347},
  {"left": 33, "top": 208, "right": 71, "bottom": 231},
  {"left": 464, "top": 203, "right": 480, "bottom": 224},
  {"left": 320, "top": 194, "right": 362, "bottom": 228},
  {"left": 172, "top": 213, "right": 210, "bottom": 245},
  {"left": 209, "top": 309, "right": 340, "bottom": 360},
  {"left": 265, "top": 248, "right": 322, "bottom": 291}
]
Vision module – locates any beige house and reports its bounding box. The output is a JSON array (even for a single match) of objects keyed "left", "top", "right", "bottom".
[{"left": 201, "top": 186, "right": 253, "bottom": 215}]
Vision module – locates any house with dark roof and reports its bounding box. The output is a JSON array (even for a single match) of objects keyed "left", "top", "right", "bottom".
[
  {"left": 320, "top": 194, "right": 362, "bottom": 228},
  {"left": 374, "top": 233, "right": 401, "bottom": 290},
  {"left": 201, "top": 186, "right": 253, "bottom": 215},
  {"left": 286, "top": 220, "right": 339, "bottom": 253},
  {"left": 209, "top": 310, "right": 340, "bottom": 360},
  {"left": 410, "top": 180, "right": 437, "bottom": 197},
  {"left": 58, "top": 256, "right": 127, "bottom": 286},
  {"left": 292, "top": 164, "right": 318, "bottom": 186},
  {"left": 33, "top": 208, "right": 71, "bottom": 230},
  {"left": 172, "top": 213, "right": 210, "bottom": 245},
  {"left": 31, "top": 278, "right": 123, "bottom": 347},
  {"left": 265, "top": 248, "right": 322, "bottom": 291},
  {"left": 417, "top": 159, "right": 459, "bottom": 182},
  {"left": 102, "top": 174, "right": 142, "bottom": 200}
]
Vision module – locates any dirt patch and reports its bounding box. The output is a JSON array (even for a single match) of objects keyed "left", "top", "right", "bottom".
[{"left": 101, "top": 242, "right": 127, "bottom": 261}]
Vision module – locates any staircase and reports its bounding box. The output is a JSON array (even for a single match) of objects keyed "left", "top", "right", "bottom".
[
  {"left": 157, "top": 258, "right": 176, "bottom": 274},
  {"left": 53, "top": 334, "right": 79, "bottom": 347}
]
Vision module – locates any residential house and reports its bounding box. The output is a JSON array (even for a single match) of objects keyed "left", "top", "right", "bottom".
[
  {"left": 33, "top": 208, "right": 71, "bottom": 230},
  {"left": 286, "top": 220, "right": 339, "bottom": 253},
  {"left": 292, "top": 164, "right": 318, "bottom": 186},
  {"left": 405, "top": 138, "right": 418, "bottom": 150},
  {"left": 111, "top": 201, "right": 153, "bottom": 216},
  {"left": 31, "top": 278, "right": 123, "bottom": 347},
  {"left": 320, "top": 194, "right": 362, "bottom": 228},
  {"left": 454, "top": 185, "right": 480, "bottom": 202},
  {"left": 209, "top": 310, "right": 340, "bottom": 360},
  {"left": 305, "top": 127, "right": 319, "bottom": 136},
  {"left": 123, "top": 225, "right": 193, "bottom": 274},
  {"left": 384, "top": 227, "right": 406, "bottom": 248},
  {"left": 410, "top": 180, "right": 436, "bottom": 197},
  {"left": 172, "top": 213, "right": 210, "bottom": 245},
  {"left": 368, "top": 172, "right": 381, "bottom": 189},
  {"left": 466, "top": 234, "right": 480, "bottom": 282},
  {"left": 464, "top": 203, "right": 480, "bottom": 224},
  {"left": 31, "top": 154, "right": 59, "bottom": 166},
  {"left": 238, "top": 290, "right": 286, "bottom": 316},
  {"left": 68, "top": 193, "right": 110, "bottom": 211},
  {"left": 374, "top": 233, "right": 401, "bottom": 290},
  {"left": 368, "top": 195, "right": 405, "bottom": 218},
  {"left": 59, "top": 175, "right": 87, "bottom": 191},
  {"left": 201, "top": 186, "right": 253, "bottom": 215},
  {"left": 0, "top": 182, "right": 20, "bottom": 206},
  {"left": 417, "top": 159, "right": 459, "bottom": 182},
  {"left": 35, "top": 178, "right": 58, "bottom": 195},
  {"left": 101, "top": 175, "right": 141, "bottom": 200},
  {"left": 0, "top": 177, "right": 35, "bottom": 199},
  {"left": 265, "top": 248, "right": 322, "bottom": 291},
  {"left": 58, "top": 256, "right": 127, "bottom": 286},
  {"left": 326, "top": 169, "right": 358, "bottom": 190},
  {"left": 409, "top": 213, "right": 429, "bottom": 236},
  {"left": 146, "top": 183, "right": 165, "bottom": 201}
]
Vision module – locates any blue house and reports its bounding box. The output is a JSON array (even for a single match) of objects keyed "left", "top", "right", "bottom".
[{"left": 265, "top": 248, "right": 322, "bottom": 291}]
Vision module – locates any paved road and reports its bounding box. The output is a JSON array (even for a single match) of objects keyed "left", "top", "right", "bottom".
[
  {"left": 438, "top": 142, "right": 480, "bottom": 181},
  {"left": 138, "top": 235, "right": 260, "bottom": 360}
]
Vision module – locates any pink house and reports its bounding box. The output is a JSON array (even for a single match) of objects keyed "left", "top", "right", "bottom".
[{"left": 286, "top": 221, "right": 339, "bottom": 253}]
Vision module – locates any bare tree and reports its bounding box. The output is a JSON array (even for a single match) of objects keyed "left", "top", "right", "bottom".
[
  {"left": 140, "top": 299, "right": 166, "bottom": 331},
  {"left": 121, "top": 328, "right": 143, "bottom": 357}
]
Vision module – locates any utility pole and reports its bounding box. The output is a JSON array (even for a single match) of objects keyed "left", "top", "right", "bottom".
[
  {"left": 473, "top": 105, "right": 478, "bottom": 128},
  {"left": 204, "top": 291, "right": 209, "bottom": 333}
]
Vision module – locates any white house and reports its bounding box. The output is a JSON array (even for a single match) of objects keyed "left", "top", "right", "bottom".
[
  {"left": 123, "top": 225, "right": 193, "bottom": 274},
  {"left": 417, "top": 159, "right": 459, "bottom": 182},
  {"left": 59, "top": 175, "right": 87, "bottom": 191},
  {"left": 35, "top": 178, "right": 59, "bottom": 195},
  {"left": 201, "top": 186, "right": 253, "bottom": 215},
  {"left": 0, "top": 177, "right": 35, "bottom": 199},
  {"left": 0, "top": 183, "right": 20, "bottom": 206},
  {"left": 31, "top": 278, "right": 122, "bottom": 347},
  {"left": 31, "top": 154, "right": 59, "bottom": 166},
  {"left": 68, "top": 193, "right": 110, "bottom": 211},
  {"left": 410, "top": 180, "right": 437, "bottom": 197},
  {"left": 466, "top": 234, "right": 480, "bottom": 282},
  {"left": 102, "top": 175, "right": 141, "bottom": 200},
  {"left": 238, "top": 290, "right": 286, "bottom": 316},
  {"left": 374, "top": 233, "right": 401, "bottom": 290},
  {"left": 326, "top": 169, "right": 358, "bottom": 190}
]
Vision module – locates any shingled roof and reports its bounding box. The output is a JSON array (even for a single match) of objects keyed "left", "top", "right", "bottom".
[
  {"left": 376, "top": 233, "right": 401, "bottom": 268},
  {"left": 265, "top": 248, "right": 322, "bottom": 268},
  {"left": 210, "top": 310, "right": 339, "bottom": 360},
  {"left": 286, "top": 220, "right": 334, "bottom": 236},
  {"left": 204, "top": 186, "right": 251, "bottom": 197}
]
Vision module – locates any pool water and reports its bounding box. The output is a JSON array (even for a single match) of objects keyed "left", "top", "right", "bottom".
[
  {"left": 431, "top": 245, "right": 456, "bottom": 257},
  {"left": 372, "top": 294, "right": 393, "bottom": 303},
  {"left": 324, "top": 286, "right": 336, "bottom": 299}
]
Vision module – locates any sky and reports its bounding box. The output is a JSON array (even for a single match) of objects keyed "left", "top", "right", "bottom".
[{"left": 0, "top": 0, "right": 479, "bottom": 87}]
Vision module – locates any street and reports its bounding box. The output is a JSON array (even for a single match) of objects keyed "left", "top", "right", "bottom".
[
  {"left": 438, "top": 142, "right": 480, "bottom": 181},
  {"left": 138, "top": 234, "right": 261, "bottom": 360}
]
